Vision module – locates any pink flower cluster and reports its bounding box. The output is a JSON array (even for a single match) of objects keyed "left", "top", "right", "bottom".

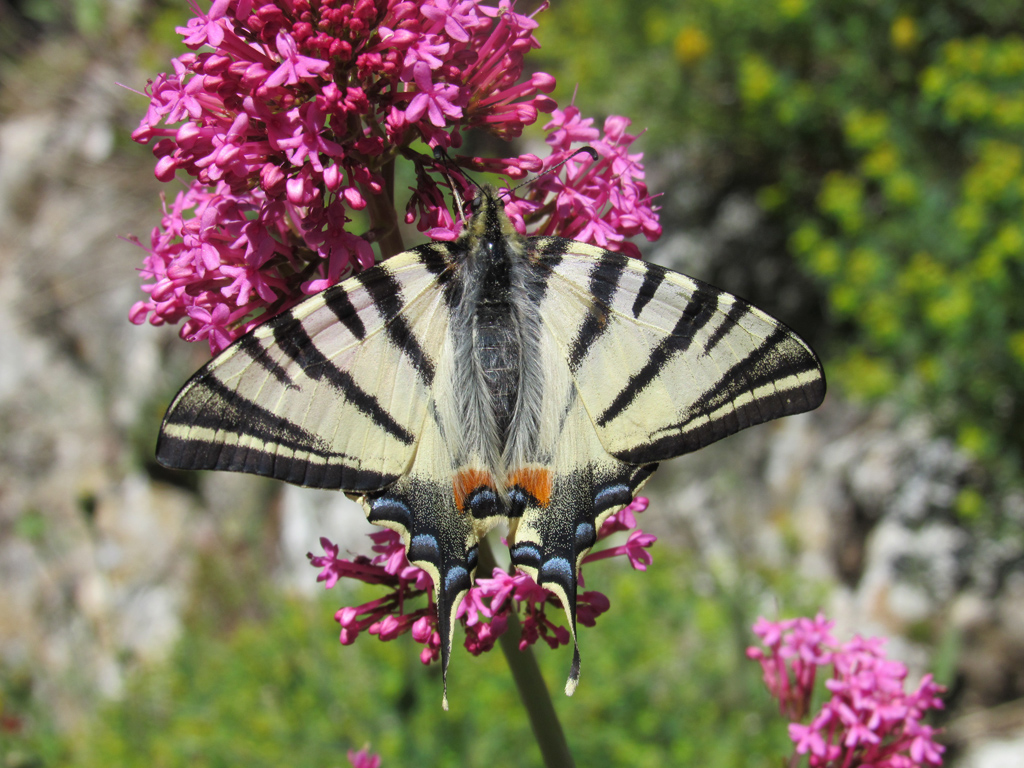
[
  {"left": 129, "top": 0, "right": 661, "bottom": 353},
  {"left": 747, "top": 614, "right": 946, "bottom": 768},
  {"left": 308, "top": 498, "right": 655, "bottom": 664},
  {"left": 347, "top": 746, "right": 381, "bottom": 768}
]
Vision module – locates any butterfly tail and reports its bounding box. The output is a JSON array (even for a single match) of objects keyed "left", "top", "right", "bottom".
[
  {"left": 560, "top": 584, "right": 582, "bottom": 696},
  {"left": 537, "top": 561, "right": 582, "bottom": 696},
  {"left": 434, "top": 542, "right": 476, "bottom": 710},
  {"left": 509, "top": 522, "right": 584, "bottom": 695},
  {"left": 362, "top": 484, "right": 479, "bottom": 710}
]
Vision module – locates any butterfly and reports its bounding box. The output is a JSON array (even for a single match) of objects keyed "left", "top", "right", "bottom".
[{"left": 156, "top": 185, "right": 825, "bottom": 707}]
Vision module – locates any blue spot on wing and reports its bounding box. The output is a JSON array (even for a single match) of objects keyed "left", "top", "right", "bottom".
[
  {"left": 575, "top": 522, "right": 596, "bottom": 550},
  {"left": 594, "top": 483, "right": 631, "bottom": 513},
  {"left": 510, "top": 543, "right": 542, "bottom": 569},
  {"left": 368, "top": 497, "right": 413, "bottom": 529},
  {"left": 409, "top": 534, "right": 439, "bottom": 562},
  {"left": 540, "top": 557, "right": 573, "bottom": 583},
  {"left": 468, "top": 487, "right": 498, "bottom": 519},
  {"left": 444, "top": 566, "right": 469, "bottom": 594}
]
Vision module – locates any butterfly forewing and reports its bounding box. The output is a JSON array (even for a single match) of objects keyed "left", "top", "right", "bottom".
[
  {"left": 157, "top": 248, "right": 456, "bottom": 490},
  {"left": 531, "top": 240, "right": 826, "bottom": 464}
]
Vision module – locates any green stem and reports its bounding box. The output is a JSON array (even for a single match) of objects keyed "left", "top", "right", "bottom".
[
  {"left": 477, "top": 539, "right": 575, "bottom": 768},
  {"left": 366, "top": 158, "right": 405, "bottom": 260}
]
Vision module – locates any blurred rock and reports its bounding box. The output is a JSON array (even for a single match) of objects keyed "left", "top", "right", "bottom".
[{"left": 958, "top": 737, "right": 1024, "bottom": 768}]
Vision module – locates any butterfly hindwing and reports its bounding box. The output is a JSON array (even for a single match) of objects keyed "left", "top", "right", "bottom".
[
  {"left": 359, "top": 412, "right": 481, "bottom": 710},
  {"left": 501, "top": 319, "right": 658, "bottom": 695},
  {"left": 507, "top": 384, "right": 656, "bottom": 695}
]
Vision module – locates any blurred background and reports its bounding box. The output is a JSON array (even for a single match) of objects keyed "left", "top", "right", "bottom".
[{"left": 1, "top": 0, "right": 1023, "bottom": 765}]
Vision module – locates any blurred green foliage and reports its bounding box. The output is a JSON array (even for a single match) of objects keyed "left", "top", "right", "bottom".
[
  {"left": 0, "top": 666, "right": 66, "bottom": 768},
  {"left": 540, "top": 0, "right": 1024, "bottom": 488},
  {"left": 14, "top": 551, "right": 809, "bottom": 768}
]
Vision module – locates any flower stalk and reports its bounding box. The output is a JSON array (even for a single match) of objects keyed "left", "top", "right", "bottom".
[{"left": 478, "top": 538, "right": 575, "bottom": 768}]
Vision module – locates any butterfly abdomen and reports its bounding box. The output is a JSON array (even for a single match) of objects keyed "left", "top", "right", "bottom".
[{"left": 445, "top": 190, "right": 549, "bottom": 501}]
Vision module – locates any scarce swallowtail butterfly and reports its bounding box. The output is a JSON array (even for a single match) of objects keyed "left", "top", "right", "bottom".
[{"left": 156, "top": 185, "right": 826, "bottom": 706}]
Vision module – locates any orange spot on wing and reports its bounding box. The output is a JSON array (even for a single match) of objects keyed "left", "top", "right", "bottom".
[
  {"left": 453, "top": 468, "right": 493, "bottom": 513},
  {"left": 509, "top": 467, "right": 552, "bottom": 508}
]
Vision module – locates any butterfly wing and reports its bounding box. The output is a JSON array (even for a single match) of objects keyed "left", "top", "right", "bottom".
[
  {"left": 358, "top": 417, "right": 483, "bottom": 710},
  {"left": 157, "top": 243, "right": 485, "bottom": 708},
  {"left": 531, "top": 240, "right": 826, "bottom": 463},
  {"left": 506, "top": 237, "right": 825, "bottom": 693},
  {"left": 504, "top": 378, "right": 655, "bottom": 696},
  {"left": 157, "top": 246, "right": 457, "bottom": 489}
]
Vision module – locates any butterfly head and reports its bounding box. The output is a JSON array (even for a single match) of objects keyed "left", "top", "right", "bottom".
[{"left": 463, "top": 185, "right": 520, "bottom": 249}]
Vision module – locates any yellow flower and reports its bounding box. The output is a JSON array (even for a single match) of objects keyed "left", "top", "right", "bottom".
[
  {"left": 958, "top": 423, "right": 993, "bottom": 460},
  {"left": 778, "top": 0, "right": 807, "bottom": 19},
  {"left": 955, "top": 488, "right": 986, "bottom": 521},
  {"left": 808, "top": 240, "right": 841, "bottom": 278},
  {"left": 891, "top": 15, "right": 918, "bottom": 51},
  {"left": 883, "top": 172, "right": 919, "bottom": 206},
  {"left": 1010, "top": 330, "right": 1024, "bottom": 368},
  {"left": 674, "top": 26, "right": 710, "bottom": 66},
  {"left": 862, "top": 143, "right": 899, "bottom": 179},
  {"left": 844, "top": 108, "right": 889, "bottom": 149},
  {"left": 818, "top": 171, "right": 865, "bottom": 232},
  {"left": 740, "top": 55, "right": 776, "bottom": 104}
]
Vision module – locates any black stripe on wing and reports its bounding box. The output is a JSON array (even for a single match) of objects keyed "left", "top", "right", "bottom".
[
  {"left": 525, "top": 236, "right": 571, "bottom": 304},
  {"left": 157, "top": 378, "right": 395, "bottom": 490},
  {"left": 237, "top": 334, "right": 294, "bottom": 387},
  {"left": 355, "top": 264, "right": 438, "bottom": 386},
  {"left": 701, "top": 298, "right": 748, "bottom": 355},
  {"left": 417, "top": 242, "right": 463, "bottom": 312},
  {"left": 272, "top": 316, "right": 415, "bottom": 446},
  {"left": 323, "top": 285, "right": 367, "bottom": 340},
  {"left": 595, "top": 285, "right": 719, "bottom": 427},
  {"left": 631, "top": 267, "right": 664, "bottom": 319},
  {"left": 614, "top": 327, "right": 826, "bottom": 463},
  {"left": 567, "top": 251, "right": 629, "bottom": 373}
]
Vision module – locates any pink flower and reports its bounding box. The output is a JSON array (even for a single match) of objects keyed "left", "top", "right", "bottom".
[
  {"left": 176, "top": 0, "right": 231, "bottom": 48},
  {"left": 347, "top": 746, "right": 382, "bottom": 768},
  {"left": 185, "top": 303, "right": 238, "bottom": 352},
  {"left": 137, "top": 0, "right": 664, "bottom": 713},
  {"left": 130, "top": 0, "right": 660, "bottom": 353},
  {"left": 749, "top": 615, "right": 946, "bottom": 768},
  {"left": 599, "top": 496, "right": 649, "bottom": 535},
  {"left": 404, "top": 61, "right": 464, "bottom": 127},
  {"left": 306, "top": 498, "right": 654, "bottom": 664},
  {"left": 581, "top": 529, "right": 657, "bottom": 570},
  {"left": 790, "top": 722, "right": 830, "bottom": 758},
  {"left": 265, "top": 30, "right": 330, "bottom": 87}
]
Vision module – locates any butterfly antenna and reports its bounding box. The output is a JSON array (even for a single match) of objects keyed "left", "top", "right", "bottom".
[
  {"left": 433, "top": 146, "right": 480, "bottom": 225},
  {"left": 508, "top": 146, "right": 599, "bottom": 196}
]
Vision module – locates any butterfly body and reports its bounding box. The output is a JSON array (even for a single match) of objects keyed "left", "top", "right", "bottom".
[{"left": 157, "top": 186, "right": 825, "bottom": 707}]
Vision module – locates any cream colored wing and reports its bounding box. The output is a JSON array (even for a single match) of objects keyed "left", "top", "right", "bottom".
[
  {"left": 157, "top": 244, "right": 457, "bottom": 492},
  {"left": 529, "top": 239, "right": 826, "bottom": 464},
  {"left": 500, "top": 238, "right": 824, "bottom": 697}
]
